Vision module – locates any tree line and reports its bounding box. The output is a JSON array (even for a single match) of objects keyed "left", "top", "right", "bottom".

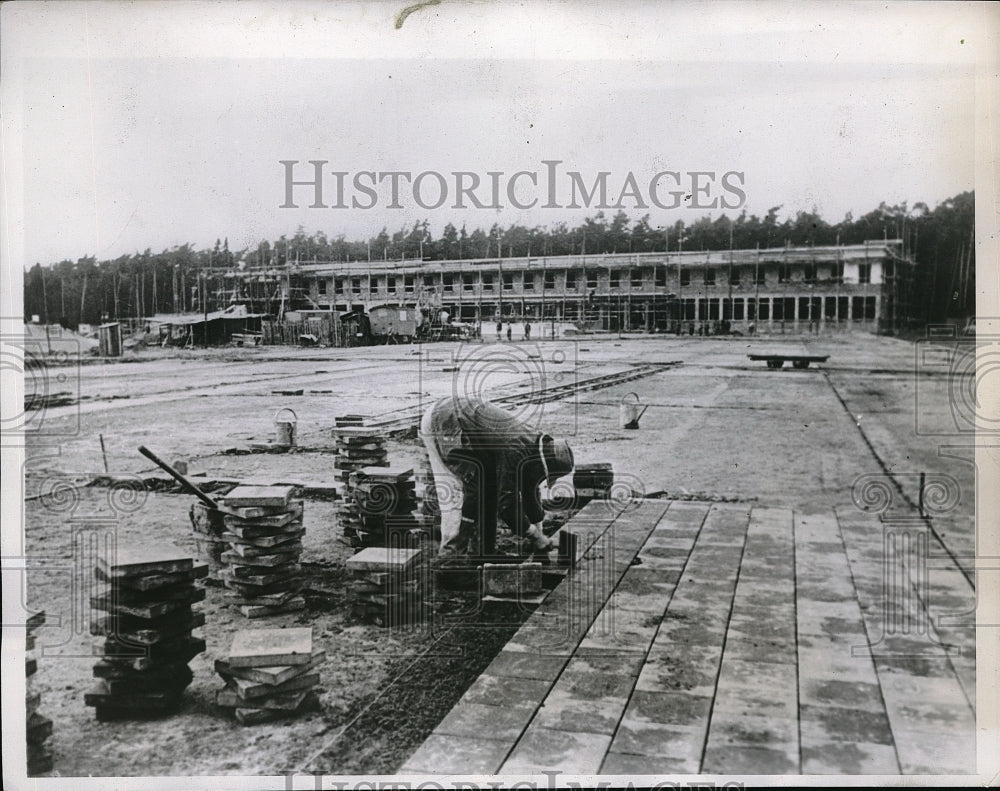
[{"left": 23, "top": 191, "right": 974, "bottom": 328}]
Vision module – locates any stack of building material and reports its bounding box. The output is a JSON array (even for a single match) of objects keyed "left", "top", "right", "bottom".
[
  {"left": 414, "top": 454, "right": 441, "bottom": 540},
  {"left": 218, "top": 485, "right": 305, "bottom": 618},
  {"left": 346, "top": 546, "right": 425, "bottom": 626},
  {"left": 342, "top": 467, "right": 423, "bottom": 548},
  {"left": 482, "top": 562, "right": 545, "bottom": 604},
  {"left": 214, "top": 627, "right": 322, "bottom": 724},
  {"left": 26, "top": 611, "right": 53, "bottom": 774},
  {"left": 189, "top": 501, "right": 228, "bottom": 581},
  {"left": 85, "top": 549, "right": 206, "bottom": 720},
  {"left": 573, "top": 463, "right": 614, "bottom": 501},
  {"left": 332, "top": 426, "right": 389, "bottom": 487}
]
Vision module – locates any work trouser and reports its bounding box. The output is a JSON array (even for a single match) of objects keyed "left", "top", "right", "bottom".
[{"left": 420, "top": 416, "right": 499, "bottom": 558}]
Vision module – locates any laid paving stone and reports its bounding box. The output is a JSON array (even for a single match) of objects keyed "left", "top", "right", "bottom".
[
  {"left": 727, "top": 612, "right": 797, "bottom": 643},
  {"left": 799, "top": 677, "right": 885, "bottom": 710},
  {"left": 533, "top": 690, "right": 628, "bottom": 735},
  {"left": 706, "top": 711, "right": 798, "bottom": 754},
  {"left": 461, "top": 674, "right": 550, "bottom": 710},
  {"left": 620, "top": 690, "right": 713, "bottom": 729},
  {"left": 599, "top": 750, "right": 699, "bottom": 775},
  {"left": 567, "top": 647, "right": 648, "bottom": 675},
  {"left": 501, "top": 726, "right": 612, "bottom": 775},
  {"left": 722, "top": 636, "right": 796, "bottom": 665},
  {"left": 653, "top": 611, "right": 727, "bottom": 646},
  {"left": 434, "top": 702, "right": 532, "bottom": 742},
  {"left": 701, "top": 743, "right": 799, "bottom": 774},
  {"left": 608, "top": 720, "right": 705, "bottom": 763},
  {"left": 801, "top": 740, "right": 900, "bottom": 774},
  {"left": 891, "top": 726, "right": 976, "bottom": 774},
  {"left": 634, "top": 644, "right": 721, "bottom": 697},
  {"left": 797, "top": 635, "right": 881, "bottom": 683},
  {"left": 483, "top": 650, "right": 567, "bottom": 681},
  {"left": 640, "top": 535, "right": 697, "bottom": 551},
  {"left": 577, "top": 608, "right": 658, "bottom": 653},
  {"left": 797, "top": 610, "right": 870, "bottom": 642},
  {"left": 401, "top": 733, "right": 511, "bottom": 775},
  {"left": 799, "top": 704, "right": 894, "bottom": 745}
]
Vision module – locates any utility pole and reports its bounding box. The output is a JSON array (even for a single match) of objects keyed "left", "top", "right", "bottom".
[
  {"left": 727, "top": 222, "right": 734, "bottom": 325},
  {"left": 203, "top": 271, "right": 209, "bottom": 347}
]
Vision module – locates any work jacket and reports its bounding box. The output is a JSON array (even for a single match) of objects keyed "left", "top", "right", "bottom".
[{"left": 425, "top": 397, "right": 546, "bottom": 530}]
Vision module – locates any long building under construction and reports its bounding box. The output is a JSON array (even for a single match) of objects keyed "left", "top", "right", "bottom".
[{"left": 213, "top": 240, "right": 914, "bottom": 335}]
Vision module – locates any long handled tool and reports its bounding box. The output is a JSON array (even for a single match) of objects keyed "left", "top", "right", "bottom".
[{"left": 138, "top": 445, "right": 221, "bottom": 510}]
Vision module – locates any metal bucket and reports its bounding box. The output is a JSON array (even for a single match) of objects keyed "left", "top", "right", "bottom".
[
  {"left": 619, "top": 392, "right": 649, "bottom": 430},
  {"left": 274, "top": 407, "right": 298, "bottom": 447}
]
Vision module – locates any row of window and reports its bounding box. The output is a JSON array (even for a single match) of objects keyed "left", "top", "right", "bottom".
[
  {"left": 676, "top": 295, "right": 878, "bottom": 322},
  {"left": 316, "top": 262, "right": 870, "bottom": 296}
]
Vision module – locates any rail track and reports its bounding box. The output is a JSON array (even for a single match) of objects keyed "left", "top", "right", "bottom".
[{"left": 348, "top": 361, "right": 680, "bottom": 436}]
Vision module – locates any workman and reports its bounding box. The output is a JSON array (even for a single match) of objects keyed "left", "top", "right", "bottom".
[{"left": 420, "top": 396, "right": 574, "bottom": 561}]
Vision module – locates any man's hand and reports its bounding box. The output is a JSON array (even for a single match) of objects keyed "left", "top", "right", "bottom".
[{"left": 526, "top": 523, "right": 557, "bottom": 552}]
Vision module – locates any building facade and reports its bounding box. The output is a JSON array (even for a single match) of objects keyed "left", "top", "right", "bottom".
[{"left": 218, "top": 240, "right": 914, "bottom": 335}]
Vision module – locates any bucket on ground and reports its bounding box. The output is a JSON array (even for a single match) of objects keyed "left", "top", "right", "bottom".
[
  {"left": 619, "top": 392, "right": 649, "bottom": 430},
  {"left": 274, "top": 407, "right": 298, "bottom": 446}
]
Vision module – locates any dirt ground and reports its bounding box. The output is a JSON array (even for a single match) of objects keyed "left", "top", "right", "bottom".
[{"left": 18, "top": 330, "right": 976, "bottom": 776}]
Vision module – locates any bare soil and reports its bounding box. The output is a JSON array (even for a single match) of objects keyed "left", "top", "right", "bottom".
[{"left": 19, "top": 333, "right": 974, "bottom": 776}]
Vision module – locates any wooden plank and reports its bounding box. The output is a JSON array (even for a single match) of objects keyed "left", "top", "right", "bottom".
[{"left": 228, "top": 627, "right": 313, "bottom": 667}]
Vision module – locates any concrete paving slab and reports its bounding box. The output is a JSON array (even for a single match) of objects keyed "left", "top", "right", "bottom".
[
  {"left": 501, "top": 727, "right": 612, "bottom": 775},
  {"left": 533, "top": 691, "right": 628, "bottom": 735},
  {"left": 722, "top": 636, "right": 797, "bottom": 665},
  {"left": 800, "top": 740, "right": 900, "bottom": 774},
  {"left": 634, "top": 644, "right": 721, "bottom": 696},
  {"left": 460, "top": 675, "right": 551, "bottom": 710},
  {"left": 701, "top": 744, "right": 799, "bottom": 774},
  {"left": 706, "top": 711, "right": 799, "bottom": 757},
  {"left": 400, "top": 733, "right": 512, "bottom": 775},
  {"left": 434, "top": 702, "right": 532, "bottom": 742},
  {"left": 483, "top": 650, "right": 568, "bottom": 681},
  {"left": 599, "top": 750, "right": 700, "bottom": 774},
  {"left": 891, "top": 727, "right": 976, "bottom": 774},
  {"left": 608, "top": 720, "right": 705, "bottom": 764},
  {"left": 620, "top": 690, "right": 714, "bottom": 729},
  {"left": 799, "top": 704, "right": 895, "bottom": 746}
]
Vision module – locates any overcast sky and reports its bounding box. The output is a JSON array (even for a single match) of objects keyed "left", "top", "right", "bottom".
[{"left": 1, "top": 1, "right": 992, "bottom": 266}]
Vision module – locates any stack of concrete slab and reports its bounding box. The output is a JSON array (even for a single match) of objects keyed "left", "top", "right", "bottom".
[
  {"left": 214, "top": 627, "right": 323, "bottom": 724},
  {"left": 346, "top": 546, "right": 425, "bottom": 626},
  {"left": 218, "top": 485, "right": 306, "bottom": 618},
  {"left": 573, "top": 462, "right": 614, "bottom": 500},
  {"left": 414, "top": 454, "right": 442, "bottom": 541},
  {"left": 189, "top": 500, "right": 228, "bottom": 580},
  {"left": 26, "top": 611, "right": 53, "bottom": 774},
  {"left": 86, "top": 549, "right": 206, "bottom": 720},
  {"left": 332, "top": 425, "right": 389, "bottom": 487},
  {"left": 341, "top": 467, "right": 423, "bottom": 548}
]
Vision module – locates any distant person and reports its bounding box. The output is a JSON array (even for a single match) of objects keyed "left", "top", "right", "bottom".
[
  {"left": 506, "top": 323, "right": 512, "bottom": 342},
  {"left": 524, "top": 321, "right": 531, "bottom": 341},
  {"left": 496, "top": 320, "right": 502, "bottom": 341}
]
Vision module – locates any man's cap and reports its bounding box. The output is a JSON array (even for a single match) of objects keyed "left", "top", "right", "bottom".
[{"left": 540, "top": 434, "right": 574, "bottom": 484}]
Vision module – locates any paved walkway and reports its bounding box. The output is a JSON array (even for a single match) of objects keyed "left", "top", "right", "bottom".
[{"left": 400, "top": 498, "right": 976, "bottom": 776}]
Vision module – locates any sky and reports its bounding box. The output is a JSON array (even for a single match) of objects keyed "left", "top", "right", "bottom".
[{"left": 1, "top": 1, "right": 993, "bottom": 266}]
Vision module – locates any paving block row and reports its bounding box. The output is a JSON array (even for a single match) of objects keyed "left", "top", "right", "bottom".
[
  {"left": 794, "top": 511, "right": 899, "bottom": 774},
  {"left": 399, "top": 498, "right": 664, "bottom": 775},
  {"left": 834, "top": 507, "right": 976, "bottom": 775},
  {"left": 598, "top": 502, "right": 750, "bottom": 775},
  {"left": 699, "top": 506, "right": 797, "bottom": 774}
]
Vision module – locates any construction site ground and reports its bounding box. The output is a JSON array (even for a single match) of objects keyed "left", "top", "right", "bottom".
[{"left": 19, "top": 332, "right": 981, "bottom": 777}]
